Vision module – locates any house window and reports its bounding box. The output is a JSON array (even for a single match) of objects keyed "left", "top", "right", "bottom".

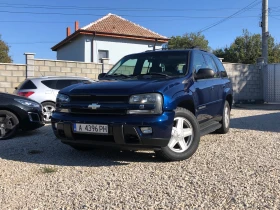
[{"left": 98, "top": 50, "right": 109, "bottom": 61}]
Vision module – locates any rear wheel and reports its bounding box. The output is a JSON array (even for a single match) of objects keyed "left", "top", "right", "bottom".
[
  {"left": 216, "top": 101, "right": 230, "bottom": 134},
  {"left": 155, "top": 107, "right": 200, "bottom": 161},
  {"left": 42, "top": 102, "right": 55, "bottom": 123},
  {"left": 217, "top": 101, "right": 230, "bottom": 134},
  {"left": 0, "top": 110, "right": 19, "bottom": 140}
]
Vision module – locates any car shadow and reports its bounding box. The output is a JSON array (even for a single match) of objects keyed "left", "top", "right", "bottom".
[
  {"left": 0, "top": 125, "right": 163, "bottom": 167},
  {"left": 230, "top": 111, "right": 280, "bottom": 133}
]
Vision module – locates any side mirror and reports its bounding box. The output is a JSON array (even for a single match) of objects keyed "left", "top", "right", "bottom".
[
  {"left": 98, "top": 73, "right": 106, "bottom": 80},
  {"left": 194, "top": 68, "right": 215, "bottom": 80}
]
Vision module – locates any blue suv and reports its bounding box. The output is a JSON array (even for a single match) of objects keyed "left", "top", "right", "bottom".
[{"left": 51, "top": 49, "right": 233, "bottom": 161}]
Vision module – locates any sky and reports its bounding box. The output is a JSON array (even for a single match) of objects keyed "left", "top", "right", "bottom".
[{"left": 0, "top": 0, "right": 279, "bottom": 64}]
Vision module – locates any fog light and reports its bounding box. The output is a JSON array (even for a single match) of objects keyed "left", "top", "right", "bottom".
[{"left": 140, "top": 127, "right": 152, "bottom": 134}]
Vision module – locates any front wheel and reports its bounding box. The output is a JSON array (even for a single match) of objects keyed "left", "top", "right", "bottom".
[
  {"left": 0, "top": 110, "right": 19, "bottom": 140},
  {"left": 155, "top": 107, "right": 200, "bottom": 161}
]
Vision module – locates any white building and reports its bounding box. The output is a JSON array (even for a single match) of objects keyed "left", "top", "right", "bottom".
[{"left": 52, "top": 13, "right": 169, "bottom": 64}]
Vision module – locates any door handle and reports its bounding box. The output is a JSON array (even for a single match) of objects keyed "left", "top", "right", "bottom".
[{"left": 211, "top": 86, "right": 214, "bottom": 90}]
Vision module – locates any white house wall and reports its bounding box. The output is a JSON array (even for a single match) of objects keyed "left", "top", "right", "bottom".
[
  {"left": 57, "top": 36, "right": 85, "bottom": 62},
  {"left": 91, "top": 36, "right": 164, "bottom": 64}
]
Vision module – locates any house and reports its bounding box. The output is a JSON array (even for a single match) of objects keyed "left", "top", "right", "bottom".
[{"left": 51, "top": 13, "right": 169, "bottom": 64}]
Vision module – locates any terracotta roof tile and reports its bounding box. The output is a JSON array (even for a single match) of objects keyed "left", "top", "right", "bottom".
[{"left": 81, "top": 13, "right": 168, "bottom": 39}]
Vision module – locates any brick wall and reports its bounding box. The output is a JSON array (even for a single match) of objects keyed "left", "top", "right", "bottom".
[
  {"left": 33, "top": 59, "right": 103, "bottom": 78},
  {"left": 0, "top": 53, "right": 113, "bottom": 93},
  {"left": 223, "top": 63, "right": 263, "bottom": 103},
  {"left": 0, "top": 63, "right": 26, "bottom": 93}
]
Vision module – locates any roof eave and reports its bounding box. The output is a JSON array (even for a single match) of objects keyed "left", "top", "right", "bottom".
[{"left": 51, "top": 30, "right": 170, "bottom": 51}]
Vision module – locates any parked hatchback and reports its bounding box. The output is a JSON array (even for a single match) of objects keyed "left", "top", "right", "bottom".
[{"left": 14, "top": 76, "right": 93, "bottom": 122}]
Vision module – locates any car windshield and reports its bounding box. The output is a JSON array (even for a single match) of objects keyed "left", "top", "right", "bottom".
[{"left": 106, "top": 51, "right": 189, "bottom": 77}]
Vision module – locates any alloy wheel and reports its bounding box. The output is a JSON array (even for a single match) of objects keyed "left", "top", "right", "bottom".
[
  {"left": 168, "top": 117, "right": 194, "bottom": 153},
  {"left": 0, "top": 114, "right": 16, "bottom": 138},
  {"left": 42, "top": 105, "right": 55, "bottom": 122}
]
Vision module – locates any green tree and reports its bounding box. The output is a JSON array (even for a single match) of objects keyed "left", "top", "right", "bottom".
[
  {"left": 167, "top": 32, "right": 210, "bottom": 51},
  {"left": 0, "top": 35, "right": 12, "bottom": 63},
  {"left": 213, "top": 29, "right": 280, "bottom": 64}
]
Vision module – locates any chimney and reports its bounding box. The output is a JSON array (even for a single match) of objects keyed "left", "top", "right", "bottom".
[
  {"left": 66, "top": 27, "right": 71, "bottom": 37},
  {"left": 75, "top": 21, "right": 79, "bottom": 31}
]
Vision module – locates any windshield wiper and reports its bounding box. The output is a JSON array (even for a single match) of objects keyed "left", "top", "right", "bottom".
[
  {"left": 143, "top": 73, "right": 170, "bottom": 77},
  {"left": 105, "top": 73, "right": 132, "bottom": 78}
]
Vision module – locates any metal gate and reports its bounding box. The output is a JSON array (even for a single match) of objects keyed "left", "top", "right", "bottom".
[{"left": 263, "top": 64, "right": 280, "bottom": 103}]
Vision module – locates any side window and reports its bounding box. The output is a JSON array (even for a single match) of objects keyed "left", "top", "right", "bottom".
[
  {"left": 41, "top": 80, "right": 57, "bottom": 89},
  {"left": 213, "top": 56, "right": 228, "bottom": 77},
  {"left": 204, "top": 54, "right": 219, "bottom": 77},
  {"left": 56, "top": 80, "right": 78, "bottom": 90},
  {"left": 192, "top": 52, "right": 207, "bottom": 73},
  {"left": 141, "top": 60, "right": 152, "bottom": 74}
]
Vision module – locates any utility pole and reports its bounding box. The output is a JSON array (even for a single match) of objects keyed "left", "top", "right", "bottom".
[{"left": 262, "top": 0, "right": 268, "bottom": 64}]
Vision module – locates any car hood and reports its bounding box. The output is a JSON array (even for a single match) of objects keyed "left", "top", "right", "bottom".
[{"left": 60, "top": 78, "right": 184, "bottom": 95}]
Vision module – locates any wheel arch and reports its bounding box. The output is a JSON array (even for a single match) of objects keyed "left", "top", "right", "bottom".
[
  {"left": 0, "top": 108, "right": 21, "bottom": 125},
  {"left": 41, "top": 100, "right": 56, "bottom": 105},
  {"left": 226, "top": 94, "right": 233, "bottom": 109},
  {"left": 177, "top": 99, "right": 196, "bottom": 116}
]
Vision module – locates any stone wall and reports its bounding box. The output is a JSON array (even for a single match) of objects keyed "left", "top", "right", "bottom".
[
  {"left": 0, "top": 63, "right": 26, "bottom": 93},
  {"left": 0, "top": 53, "right": 113, "bottom": 93},
  {"left": 223, "top": 63, "right": 263, "bottom": 103}
]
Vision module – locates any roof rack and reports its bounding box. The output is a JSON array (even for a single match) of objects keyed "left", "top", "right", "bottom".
[
  {"left": 145, "top": 48, "right": 164, "bottom": 52},
  {"left": 189, "top": 46, "right": 208, "bottom": 52}
]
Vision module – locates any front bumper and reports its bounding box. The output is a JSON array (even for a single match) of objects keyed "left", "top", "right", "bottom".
[
  {"left": 21, "top": 110, "right": 45, "bottom": 130},
  {"left": 9, "top": 105, "right": 45, "bottom": 131},
  {"left": 51, "top": 111, "right": 174, "bottom": 149}
]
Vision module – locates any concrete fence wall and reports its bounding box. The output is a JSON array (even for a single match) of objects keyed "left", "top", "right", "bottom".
[
  {"left": 0, "top": 53, "right": 113, "bottom": 93},
  {"left": 0, "top": 53, "right": 265, "bottom": 104},
  {"left": 223, "top": 63, "right": 263, "bottom": 103},
  {"left": 0, "top": 63, "right": 26, "bottom": 93}
]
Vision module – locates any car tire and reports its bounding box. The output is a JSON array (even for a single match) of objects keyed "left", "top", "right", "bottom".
[
  {"left": 69, "top": 144, "right": 93, "bottom": 151},
  {"left": 155, "top": 107, "right": 200, "bottom": 161},
  {"left": 42, "top": 102, "right": 56, "bottom": 123},
  {"left": 0, "top": 110, "right": 19, "bottom": 140},
  {"left": 216, "top": 101, "right": 230, "bottom": 134}
]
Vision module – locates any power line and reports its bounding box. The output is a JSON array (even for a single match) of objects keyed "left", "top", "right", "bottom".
[
  {"left": 197, "top": 0, "right": 262, "bottom": 33},
  {"left": 0, "top": 10, "right": 266, "bottom": 18},
  {"left": 8, "top": 42, "right": 57, "bottom": 44},
  {"left": 270, "top": 15, "right": 280, "bottom": 20},
  {"left": 0, "top": 3, "right": 262, "bottom": 12}
]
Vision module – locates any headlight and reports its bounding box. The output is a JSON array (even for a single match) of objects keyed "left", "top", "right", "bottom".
[
  {"left": 127, "top": 93, "right": 163, "bottom": 115},
  {"left": 56, "top": 93, "right": 70, "bottom": 103},
  {"left": 14, "top": 99, "right": 41, "bottom": 108}
]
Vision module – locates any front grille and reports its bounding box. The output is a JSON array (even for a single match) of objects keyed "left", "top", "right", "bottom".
[
  {"left": 70, "top": 95, "right": 129, "bottom": 103},
  {"left": 71, "top": 108, "right": 126, "bottom": 115}
]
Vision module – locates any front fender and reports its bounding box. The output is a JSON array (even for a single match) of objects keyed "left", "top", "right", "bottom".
[{"left": 163, "top": 90, "right": 194, "bottom": 111}]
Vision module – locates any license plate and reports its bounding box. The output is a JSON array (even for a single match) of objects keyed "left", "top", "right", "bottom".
[{"left": 73, "top": 123, "right": 108, "bottom": 134}]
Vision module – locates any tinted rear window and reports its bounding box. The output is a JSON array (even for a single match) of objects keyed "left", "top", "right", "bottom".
[
  {"left": 41, "top": 80, "right": 57, "bottom": 89},
  {"left": 42, "top": 79, "right": 82, "bottom": 90},
  {"left": 56, "top": 80, "right": 80, "bottom": 90},
  {"left": 19, "top": 80, "right": 37, "bottom": 90}
]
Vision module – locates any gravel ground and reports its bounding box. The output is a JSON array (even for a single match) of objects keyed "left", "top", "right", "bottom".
[{"left": 0, "top": 107, "right": 280, "bottom": 209}]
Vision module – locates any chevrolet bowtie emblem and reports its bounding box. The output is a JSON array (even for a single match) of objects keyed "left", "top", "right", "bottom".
[{"left": 88, "top": 103, "right": 100, "bottom": 109}]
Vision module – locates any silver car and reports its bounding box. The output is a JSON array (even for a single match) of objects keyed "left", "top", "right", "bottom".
[{"left": 14, "top": 76, "right": 93, "bottom": 122}]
